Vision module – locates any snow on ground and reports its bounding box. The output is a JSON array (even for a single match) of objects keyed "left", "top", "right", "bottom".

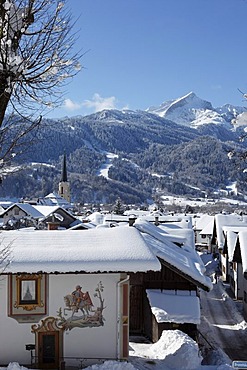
[
  {"left": 1, "top": 330, "right": 233, "bottom": 370},
  {"left": 199, "top": 252, "right": 220, "bottom": 277},
  {"left": 197, "top": 253, "right": 247, "bottom": 366},
  {"left": 97, "top": 152, "right": 118, "bottom": 179},
  {"left": 129, "top": 330, "right": 203, "bottom": 370},
  {"left": 161, "top": 195, "right": 247, "bottom": 208}
]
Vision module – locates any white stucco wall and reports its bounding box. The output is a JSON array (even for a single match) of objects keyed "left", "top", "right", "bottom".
[
  {"left": 50, "top": 274, "right": 120, "bottom": 359},
  {"left": 0, "top": 273, "right": 122, "bottom": 366},
  {"left": 0, "top": 276, "right": 36, "bottom": 365}
]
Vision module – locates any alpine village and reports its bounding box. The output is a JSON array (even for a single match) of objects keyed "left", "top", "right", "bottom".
[{"left": 1, "top": 1, "right": 247, "bottom": 370}]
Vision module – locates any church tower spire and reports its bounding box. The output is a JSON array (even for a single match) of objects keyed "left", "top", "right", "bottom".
[
  {"left": 61, "top": 152, "right": 68, "bottom": 182},
  {"left": 58, "top": 153, "right": 70, "bottom": 203}
]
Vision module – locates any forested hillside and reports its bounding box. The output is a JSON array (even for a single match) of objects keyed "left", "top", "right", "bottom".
[{"left": 1, "top": 109, "right": 246, "bottom": 204}]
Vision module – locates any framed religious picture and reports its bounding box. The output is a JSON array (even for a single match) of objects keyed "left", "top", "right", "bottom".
[
  {"left": 19, "top": 277, "right": 38, "bottom": 305},
  {"left": 8, "top": 274, "right": 47, "bottom": 321}
]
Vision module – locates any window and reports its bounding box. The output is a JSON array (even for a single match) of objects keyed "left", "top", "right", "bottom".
[{"left": 14, "top": 208, "right": 20, "bottom": 216}]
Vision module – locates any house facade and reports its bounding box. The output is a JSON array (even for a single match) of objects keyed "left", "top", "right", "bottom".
[
  {"left": 0, "top": 203, "right": 44, "bottom": 229},
  {"left": 212, "top": 214, "right": 247, "bottom": 282},
  {"left": 1, "top": 272, "right": 129, "bottom": 368},
  {"left": 129, "top": 219, "right": 212, "bottom": 342},
  {"left": 33, "top": 205, "right": 81, "bottom": 229},
  {"left": 212, "top": 216, "right": 247, "bottom": 306},
  {"left": 0, "top": 203, "right": 82, "bottom": 230},
  {"left": 194, "top": 215, "right": 214, "bottom": 252},
  {"left": 223, "top": 228, "right": 244, "bottom": 299},
  {"left": 0, "top": 227, "right": 160, "bottom": 368},
  {"left": 236, "top": 231, "right": 247, "bottom": 319}
]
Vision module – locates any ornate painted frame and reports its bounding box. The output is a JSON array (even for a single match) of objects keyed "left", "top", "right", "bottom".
[
  {"left": 8, "top": 274, "right": 47, "bottom": 321},
  {"left": 15, "top": 274, "right": 42, "bottom": 310}
]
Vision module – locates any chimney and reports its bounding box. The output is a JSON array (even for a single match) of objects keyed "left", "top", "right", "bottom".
[
  {"left": 47, "top": 221, "right": 60, "bottom": 230},
  {"left": 154, "top": 212, "right": 159, "bottom": 226},
  {"left": 128, "top": 215, "right": 137, "bottom": 227}
]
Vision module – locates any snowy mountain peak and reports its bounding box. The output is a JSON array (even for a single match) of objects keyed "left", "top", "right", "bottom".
[
  {"left": 165, "top": 92, "right": 213, "bottom": 118},
  {"left": 169, "top": 91, "right": 211, "bottom": 108},
  {"left": 146, "top": 92, "right": 236, "bottom": 128},
  {"left": 147, "top": 92, "right": 212, "bottom": 117}
]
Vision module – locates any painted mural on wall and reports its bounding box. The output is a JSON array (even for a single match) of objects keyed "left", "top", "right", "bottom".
[{"left": 57, "top": 281, "right": 105, "bottom": 331}]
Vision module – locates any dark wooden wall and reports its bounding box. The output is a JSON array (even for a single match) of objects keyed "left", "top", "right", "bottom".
[{"left": 129, "top": 262, "right": 198, "bottom": 340}]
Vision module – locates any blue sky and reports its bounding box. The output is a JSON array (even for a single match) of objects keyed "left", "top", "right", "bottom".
[{"left": 47, "top": 0, "right": 247, "bottom": 118}]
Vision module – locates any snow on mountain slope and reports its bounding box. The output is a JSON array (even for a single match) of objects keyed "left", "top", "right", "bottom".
[{"left": 147, "top": 92, "right": 244, "bottom": 129}]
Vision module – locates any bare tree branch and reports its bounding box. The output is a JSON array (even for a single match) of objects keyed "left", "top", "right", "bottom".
[
  {"left": 0, "top": 239, "right": 12, "bottom": 274},
  {"left": 0, "top": 0, "right": 82, "bottom": 163}
]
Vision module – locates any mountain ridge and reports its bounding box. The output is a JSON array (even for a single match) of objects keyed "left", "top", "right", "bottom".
[
  {"left": 146, "top": 91, "right": 246, "bottom": 129},
  {"left": 1, "top": 92, "right": 247, "bottom": 204}
]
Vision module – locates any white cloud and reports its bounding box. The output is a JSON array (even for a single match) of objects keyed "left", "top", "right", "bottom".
[
  {"left": 82, "top": 93, "right": 117, "bottom": 112},
  {"left": 63, "top": 93, "right": 126, "bottom": 114},
  {"left": 63, "top": 98, "right": 82, "bottom": 111}
]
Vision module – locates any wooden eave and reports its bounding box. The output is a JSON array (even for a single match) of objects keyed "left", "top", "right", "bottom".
[{"left": 158, "top": 257, "right": 211, "bottom": 292}]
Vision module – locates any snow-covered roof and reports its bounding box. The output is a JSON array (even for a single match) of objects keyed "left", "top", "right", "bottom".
[
  {"left": 1, "top": 203, "right": 44, "bottom": 219},
  {"left": 39, "top": 192, "right": 71, "bottom": 208},
  {"left": 222, "top": 225, "right": 247, "bottom": 233},
  {"left": 134, "top": 219, "right": 212, "bottom": 291},
  {"left": 215, "top": 214, "right": 247, "bottom": 249},
  {"left": 139, "top": 215, "right": 192, "bottom": 228},
  {"left": 124, "top": 209, "right": 193, "bottom": 225},
  {"left": 2, "top": 227, "right": 161, "bottom": 274},
  {"left": 33, "top": 205, "right": 61, "bottom": 217},
  {"left": 87, "top": 212, "right": 106, "bottom": 224},
  {"left": 146, "top": 289, "right": 200, "bottom": 324},
  {"left": 159, "top": 224, "right": 195, "bottom": 249},
  {"left": 195, "top": 215, "right": 214, "bottom": 236},
  {"left": 124, "top": 209, "right": 150, "bottom": 217},
  {"left": 104, "top": 214, "right": 129, "bottom": 222},
  {"left": 45, "top": 192, "right": 67, "bottom": 200},
  {"left": 222, "top": 225, "right": 247, "bottom": 262},
  {"left": 33, "top": 205, "right": 75, "bottom": 220},
  {"left": 68, "top": 222, "right": 95, "bottom": 230},
  {"left": 225, "top": 230, "right": 238, "bottom": 262},
  {"left": 135, "top": 219, "right": 187, "bottom": 245},
  {"left": 195, "top": 214, "right": 214, "bottom": 232},
  {"left": 0, "top": 200, "right": 14, "bottom": 209},
  {"left": 199, "top": 222, "right": 214, "bottom": 236}
]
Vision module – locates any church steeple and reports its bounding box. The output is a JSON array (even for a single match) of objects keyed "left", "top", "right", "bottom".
[
  {"left": 58, "top": 153, "right": 70, "bottom": 203},
  {"left": 61, "top": 153, "right": 68, "bottom": 182}
]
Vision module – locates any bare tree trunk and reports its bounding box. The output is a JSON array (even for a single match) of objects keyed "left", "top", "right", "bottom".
[{"left": 0, "top": 92, "right": 11, "bottom": 128}]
